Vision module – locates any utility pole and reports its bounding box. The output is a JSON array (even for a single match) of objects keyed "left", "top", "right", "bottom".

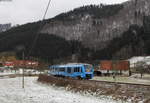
[{"left": 22, "top": 51, "right": 25, "bottom": 88}]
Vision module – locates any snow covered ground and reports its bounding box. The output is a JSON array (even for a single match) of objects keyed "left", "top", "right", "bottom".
[
  {"left": 129, "top": 56, "right": 150, "bottom": 67},
  {"left": 0, "top": 70, "right": 14, "bottom": 76},
  {"left": 0, "top": 69, "right": 44, "bottom": 76},
  {"left": 0, "top": 77, "right": 128, "bottom": 103}
]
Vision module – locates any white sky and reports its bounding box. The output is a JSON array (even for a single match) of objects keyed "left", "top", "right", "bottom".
[{"left": 0, "top": 0, "right": 129, "bottom": 25}]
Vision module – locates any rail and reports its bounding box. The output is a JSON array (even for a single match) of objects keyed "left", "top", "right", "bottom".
[{"left": 89, "top": 79, "right": 150, "bottom": 87}]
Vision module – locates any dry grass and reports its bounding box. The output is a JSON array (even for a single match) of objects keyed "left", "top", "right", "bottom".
[
  {"left": 92, "top": 76, "right": 150, "bottom": 85},
  {"left": 38, "top": 75, "right": 100, "bottom": 93}
]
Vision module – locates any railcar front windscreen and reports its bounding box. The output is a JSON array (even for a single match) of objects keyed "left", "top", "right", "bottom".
[{"left": 84, "top": 64, "right": 93, "bottom": 72}]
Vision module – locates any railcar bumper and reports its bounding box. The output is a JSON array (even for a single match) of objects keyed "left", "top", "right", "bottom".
[{"left": 85, "top": 73, "right": 93, "bottom": 79}]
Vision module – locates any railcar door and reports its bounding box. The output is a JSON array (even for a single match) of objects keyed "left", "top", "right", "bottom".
[{"left": 84, "top": 64, "right": 94, "bottom": 79}]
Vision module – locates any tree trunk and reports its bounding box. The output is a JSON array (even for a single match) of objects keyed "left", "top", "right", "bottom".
[{"left": 141, "top": 73, "right": 143, "bottom": 78}]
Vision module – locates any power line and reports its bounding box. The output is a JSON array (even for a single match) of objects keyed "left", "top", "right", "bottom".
[
  {"left": 43, "top": 0, "right": 52, "bottom": 20},
  {"left": 0, "top": 0, "right": 12, "bottom": 2},
  {"left": 28, "top": 0, "right": 52, "bottom": 57}
]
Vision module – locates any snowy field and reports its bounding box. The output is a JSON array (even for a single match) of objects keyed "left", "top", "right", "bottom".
[
  {"left": 0, "top": 77, "right": 128, "bottom": 103},
  {"left": 0, "top": 69, "right": 44, "bottom": 76},
  {"left": 0, "top": 70, "right": 15, "bottom": 76}
]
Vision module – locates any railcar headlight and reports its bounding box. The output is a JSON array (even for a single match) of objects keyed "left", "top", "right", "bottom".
[{"left": 86, "top": 69, "right": 91, "bottom": 72}]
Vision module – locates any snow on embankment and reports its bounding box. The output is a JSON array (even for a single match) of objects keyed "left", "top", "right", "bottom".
[
  {"left": 38, "top": 75, "right": 150, "bottom": 103},
  {"left": 0, "top": 77, "right": 121, "bottom": 103}
]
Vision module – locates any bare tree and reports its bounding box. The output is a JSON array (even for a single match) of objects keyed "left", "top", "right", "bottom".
[{"left": 135, "top": 61, "right": 147, "bottom": 78}]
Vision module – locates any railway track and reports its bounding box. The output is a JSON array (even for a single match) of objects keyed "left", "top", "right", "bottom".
[{"left": 89, "top": 79, "right": 150, "bottom": 87}]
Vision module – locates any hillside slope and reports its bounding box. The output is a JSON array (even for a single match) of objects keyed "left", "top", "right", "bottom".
[
  {"left": 0, "top": 0, "right": 150, "bottom": 63},
  {"left": 0, "top": 21, "right": 72, "bottom": 62},
  {"left": 41, "top": 0, "right": 150, "bottom": 50}
]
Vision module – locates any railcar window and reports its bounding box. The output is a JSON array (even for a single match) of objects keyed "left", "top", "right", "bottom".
[
  {"left": 67, "top": 67, "right": 72, "bottom": 73},
  {"left": 74, "top": 67, "right": 80, "bottom": 72},
  {"left": 55, "top": 68, "right": 58, "bottom": 72},
  {"left": 59, "top": 67, "right": 65, "bottom": 72},
  {"left": 50, "top": 68, "right": 52, "bottom": 72},
  {"left": 53, "top": 67, "right": 55, "bottom": 72}
]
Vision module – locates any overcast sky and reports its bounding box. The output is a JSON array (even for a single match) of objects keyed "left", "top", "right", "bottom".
[{"left": 0, "top": 0, "right": 129, "bottom": 25}]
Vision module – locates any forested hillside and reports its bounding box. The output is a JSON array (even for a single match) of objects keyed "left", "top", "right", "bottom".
[
  {"left": 0, "top": 21, "right": 72, "bottom": 62},
  {"left": 92, "top": 16, "right": 150, "bottom": 60},
  {"left": 53, "top": 4, "right": 123, "bottom": 21},
  {"left": 0, "top": 1, "right": 150, "bottom": 63}
]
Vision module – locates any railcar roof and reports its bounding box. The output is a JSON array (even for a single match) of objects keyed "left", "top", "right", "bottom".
[{"left": 50, "top": 63, "right": 91, "bottom": 68}]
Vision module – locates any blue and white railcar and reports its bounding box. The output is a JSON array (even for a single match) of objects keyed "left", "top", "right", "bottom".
[{"left": 48, "top": 63, "right": 94, "bottom": 79}]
